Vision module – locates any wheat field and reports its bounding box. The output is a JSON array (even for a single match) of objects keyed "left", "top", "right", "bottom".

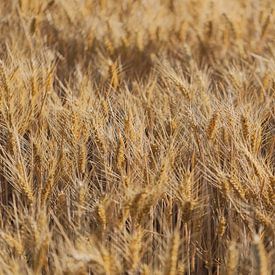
[{"left": 0, "top": 0, "right": 274, "bottom": 274}]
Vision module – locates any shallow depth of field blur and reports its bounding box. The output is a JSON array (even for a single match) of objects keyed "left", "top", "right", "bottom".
[{"left": 0, "top": 0, "right": 274, "bottom": 274}]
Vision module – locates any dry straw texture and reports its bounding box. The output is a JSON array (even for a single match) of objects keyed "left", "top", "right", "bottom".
[{"left": 0, "top": 0, "right": 274, "bottom": 274}]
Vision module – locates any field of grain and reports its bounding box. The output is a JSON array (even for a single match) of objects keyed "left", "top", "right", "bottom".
[{"left": 0, "top": 0, "right": 274, "bottom": 274}]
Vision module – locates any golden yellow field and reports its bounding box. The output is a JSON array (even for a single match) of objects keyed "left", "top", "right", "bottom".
[{"left": 0, "top": 0, "right": 274, "bottom": 274}]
